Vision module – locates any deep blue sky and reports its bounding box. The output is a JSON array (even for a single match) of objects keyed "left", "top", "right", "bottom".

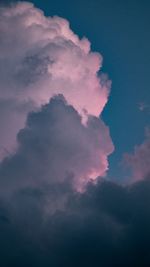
[{"left": 16, "top": 0, "right": 150, "bottom": 178}]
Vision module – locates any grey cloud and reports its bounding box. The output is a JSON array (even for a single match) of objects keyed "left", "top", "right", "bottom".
[
  {"left": 0, "top": 178, "right": 150, "bottom": 266},
  {"left": 0, "top": 97, "right": 35, "bottom": 159},
  {"left": 0, "top": 95, "right": 113, "bottom": 194},
  {"left": 0, "top": 94, "right": 149, "bottom": 267}
]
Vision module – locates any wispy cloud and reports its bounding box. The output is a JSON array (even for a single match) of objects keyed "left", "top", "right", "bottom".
[
  {"left": 138, "top": 102, "right": 150, "bottom": 112},
  {"left": 124, "top": 128, "right": 150, "bottom": 181}
]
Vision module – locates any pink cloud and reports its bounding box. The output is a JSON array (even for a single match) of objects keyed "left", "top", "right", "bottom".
[
  {"left": 0, "top": 2, "right": 114, "bottom": 187},
  {"left": 0, "top": 96, "right": 114, "bottom": 194},
  {"left": 0, "top": 2, "right": 110, "bottom": 115},
  {"left": 124, "top": 129, "right": 150, "bottom": 181}
]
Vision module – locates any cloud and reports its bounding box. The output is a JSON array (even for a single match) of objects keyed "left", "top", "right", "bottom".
[
  {"left": 0, "top": 176, "right": 150, "bottom": 266},
  {"left": 0, "top": 1, "right": 111, "bottom": 156},
  {"left": 0, "top": 94, "right": 149, "bottom": 266},
  {"left": 2, "top": 2, "right": 148, "bottom": 266},
  {"left": 138, "top": 102, "right": 150, "bottom": 112},
  {"left": 0, "top": 95, "right": 114, "bottom": 194},
  {"left": 124, "top": 128, "right": 150, "bottom": 181},
  {"left": 0, "top": 0, "right": 16, "bottom": 6},
  {"left": 0, "top": 97, "right": 35, "bottom": 158}
]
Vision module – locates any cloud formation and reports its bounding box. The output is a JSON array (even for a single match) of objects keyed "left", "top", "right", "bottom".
[
  {"left": 0, "top": 95, "right": 114, "bottom": 193},
  {"left": 0, "top": 3, "right": 150, "bottom": 266},
  {"left": 0, "top": 94, "right": 149, "bottom": 267},
  {"left": 0, "top": 1, "right": 111, "bottom": 156},
  {"left": 124, "top": 129, "right": 150, "bottom": 181},
  {"left": 0, "top": 175, "right": 150, "bottom": 267}
]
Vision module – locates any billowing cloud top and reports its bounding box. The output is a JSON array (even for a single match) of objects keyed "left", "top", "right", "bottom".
[
  {"left": 0, "top": 2, "right": 111, "bottom": 153},
  {"left": 0, "top": 95, "right": 114, "bottom": 193},
  {"left": 0, "top": 1, "right": 113, "bottom": 188}
]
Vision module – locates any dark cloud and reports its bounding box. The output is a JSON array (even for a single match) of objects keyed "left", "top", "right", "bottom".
[
  {"left": 0, "top": 95, "right": 149, "bottom": 267},
  {"left": 0, "top": 178, "right": 150, "bottom": 266},
  {"left": 0, "top": 95, "right": 113, "bottom": 195}
]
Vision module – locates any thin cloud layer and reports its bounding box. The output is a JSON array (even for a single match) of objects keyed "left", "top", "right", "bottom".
[{"left": 0, "top": 1, "right": 111, "bottom": 156}]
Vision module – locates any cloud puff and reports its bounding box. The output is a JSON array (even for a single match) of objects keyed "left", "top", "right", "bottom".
[
  {"left": 124, "top": 129, "right": 150, "bottom": 181},
  {"left": 0, "top": 1, "right": 111, "bottom": 156},
  {"left": 0, "top": 95, "right": 114, "bottom": 193}
]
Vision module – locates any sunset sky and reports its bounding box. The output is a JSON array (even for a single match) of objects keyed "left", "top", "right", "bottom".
[{"left": 0, "top": 1, "right": 150, "bottom": 266}]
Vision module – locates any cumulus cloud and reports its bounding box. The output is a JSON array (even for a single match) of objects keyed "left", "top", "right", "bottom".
[
  {"left": 0, "top": 95, "right": 114, "bottom": 194},
  {"left": 2, "top": 3, "right": 145, "bottom": 266},
  {"left": 0, "top": 1, "right": 111, "bottom": 156},
  {"left": 124, "top": 129, "right": 150, "bottom": 181}
]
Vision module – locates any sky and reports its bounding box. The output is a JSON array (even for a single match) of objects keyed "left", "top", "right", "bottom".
[{"left": 0, "top": 1, "right": 150, "bottom": 266}]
